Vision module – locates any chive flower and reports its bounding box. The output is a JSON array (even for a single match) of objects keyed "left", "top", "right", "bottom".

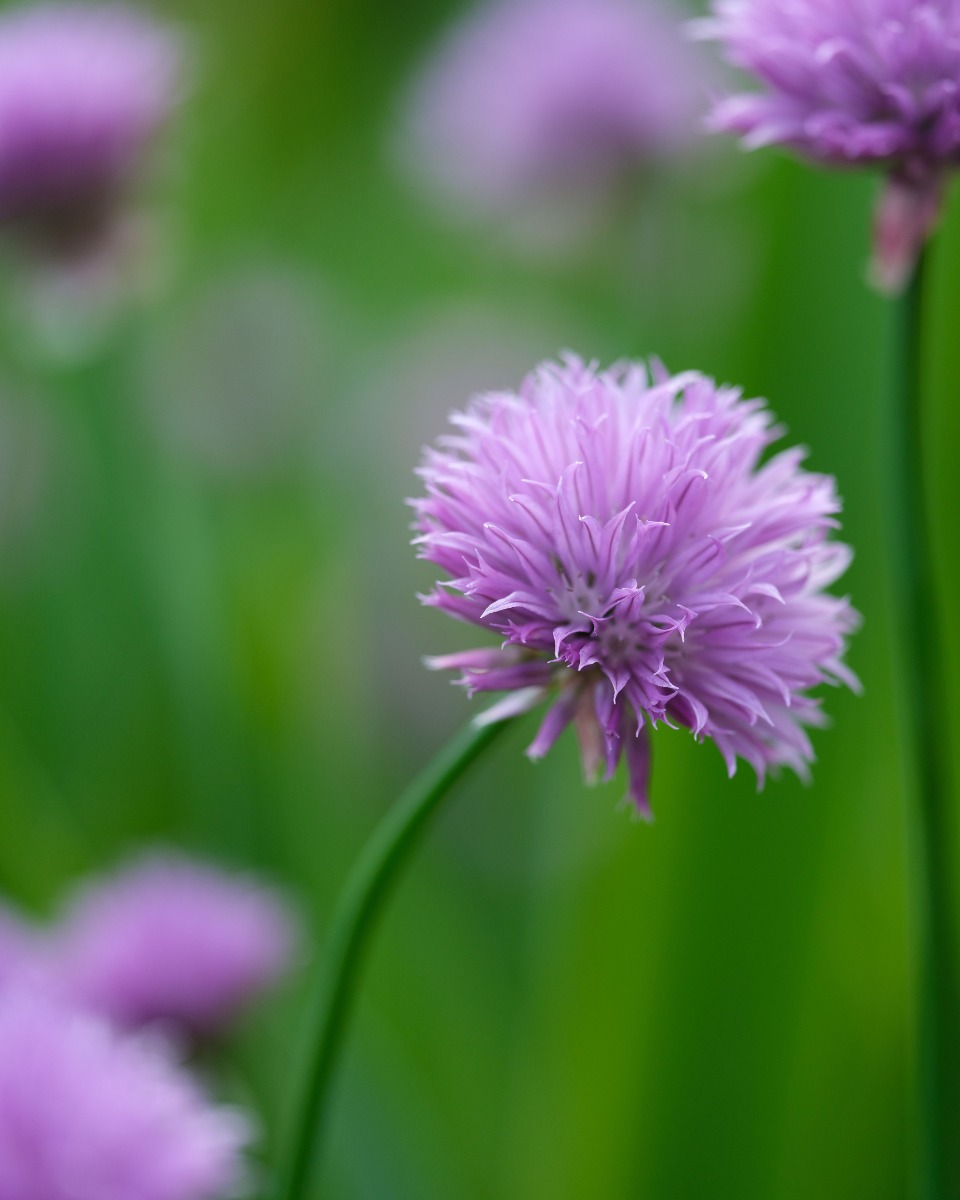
[
  {"left": 397, "top": 0, "right": 701, "bottom": 243},
  {"left": 412, "top": 356, "right": 859, "bottom": 814},
  {"left": 696, "top": 0, "right": 960, "bottom": 290},
  {"left": 0, "top": 2, "right": 180, "bottom": 265},
  {"left": 0, "top": 990, "right": 248, "bottom": 1200},
  {"left": 56, "top": 852, "right": 298, "bottom": 1039}
]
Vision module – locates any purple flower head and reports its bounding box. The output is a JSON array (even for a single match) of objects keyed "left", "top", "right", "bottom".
[
  {"left": 56, "top": 852, "right": 298, "bottom": 1038},
  {"left": 398, "top": 0, "right": 702, "bottom": 236},
  {"left": 0, "top": 990, "right": 248, "bottom": 1200},
  {"left": 696, "top": 0, "right": 960, "bottom": 289},
  {"left": 0, "top": 2, "right": 181, "bottom": 262},
  {"left": 412, "top": 356, "right": 859, "bottom": 815},
  {"left": 0, "top": 903, "right": 35, "bottom": 988}
]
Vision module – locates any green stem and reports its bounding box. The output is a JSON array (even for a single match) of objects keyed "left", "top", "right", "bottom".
[
  {"left": 894, "top": 250, "right": 960, "bottom": 1200},
  {"left": 275, "top": 715, "right": 513, "bottom": 1200}
]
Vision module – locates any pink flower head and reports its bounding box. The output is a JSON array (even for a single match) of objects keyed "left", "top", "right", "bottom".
[
  {"left": 696, "top": 0, "right": 960, "bottom": 289},
  {"left": 0, "top": 2, "right": 181, "bottom": 261},
  {"left": 398, "top": 0, "right": 702, "bottom": 231},
  {"left": 56, "top": 852, "right": 298, "bottom": 1037},
  {"left": 412, "top": 356, "right": 859, "bottom": 815},
  {"left": 0, "top": 990, "right": 248, "bottom": 1200}
]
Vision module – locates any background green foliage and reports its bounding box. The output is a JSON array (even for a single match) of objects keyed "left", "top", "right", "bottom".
[{"left": 2, "top": 0, "right": 959, "bottom": 1196}]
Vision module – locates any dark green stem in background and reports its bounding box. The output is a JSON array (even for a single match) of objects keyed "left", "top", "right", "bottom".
[
  {"left": 275, "top": 715, "right": 513, "bottom": 1200},
  {"left": 894, "top": 250, "right": 960, "bottom": 1200}
]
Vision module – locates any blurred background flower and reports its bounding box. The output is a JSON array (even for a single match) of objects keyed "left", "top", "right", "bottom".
[
  {"left": 0, "top": 990, "right": 249, "bottom": 1199},
  {"left": 395, "top": 0, "right": 706, "bottom": 255},
  {"left": 0, "top": 1, "right": 184, "bottom": 348},
  {"left": 698, "top": 0, "right": 960, "bottom": 288},
  {"left": 53, "top": 852, "right": 299, "bottom": 1039},
  {"left": 142, "top": 265, "right": 333, "bottom": 481}
]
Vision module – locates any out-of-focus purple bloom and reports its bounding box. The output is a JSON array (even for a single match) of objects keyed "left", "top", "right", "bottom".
[
  {"left": 412, "top": 355, "right": 859, "bottom": 815},
  {"left": 0, "top": 904, "right": 34, "bottom": 988},
  {"left": 144, "top": 266, "right": 331, "bottom": 479},
  {"left": 397, "top": 0, "right": 702, "bottom": 238},
  {"left": 696, "top": 0, "right": 960, "bottom": 290},
  {"left": 56, "top": 853, "right": 298, "bottom": 1037},
  {"left": 0, "top": 2, "right": 180, "bottom": 263},
  {"left": 0, "top": 990, "right": 248, "bottom": 1200}
]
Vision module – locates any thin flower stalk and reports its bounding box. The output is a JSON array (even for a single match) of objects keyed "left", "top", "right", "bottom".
[
  {"left": 893, "top": 251, "right": 960, "bottom": 1200},
  {"left": 275, "top": 716, "right": 512, "bottom": 1200}
]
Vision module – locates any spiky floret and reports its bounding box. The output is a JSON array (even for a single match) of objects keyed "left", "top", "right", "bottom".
[{"left": 412, "top": 356, "right": 859, "bottom": 813}]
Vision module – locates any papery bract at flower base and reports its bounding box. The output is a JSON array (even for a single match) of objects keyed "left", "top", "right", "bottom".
[
  {"left": 696, "top": 0, "right": 960, "bottom": 290},
  {"left": 55, "top": 852, "right": 298, "bottom": 1038},
  {"left": 412, "top": 356, "right": 859, "bottom": 815},
  {"left": 0, "top": 991, "right": 248, "bottom": 1200}
]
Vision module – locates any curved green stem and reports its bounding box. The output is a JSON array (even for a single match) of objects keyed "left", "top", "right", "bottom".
[
  {"left": 275, "top": 715, "right": 513, "bottom": 1200},
  {"left": 894, "top": 250, "right": 960, "bottom": 1200}
]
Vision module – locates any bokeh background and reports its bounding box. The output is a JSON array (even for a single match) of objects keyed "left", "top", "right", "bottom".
[{"left": 1, "top": 0, "right": 959, "bottom": 1196}]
